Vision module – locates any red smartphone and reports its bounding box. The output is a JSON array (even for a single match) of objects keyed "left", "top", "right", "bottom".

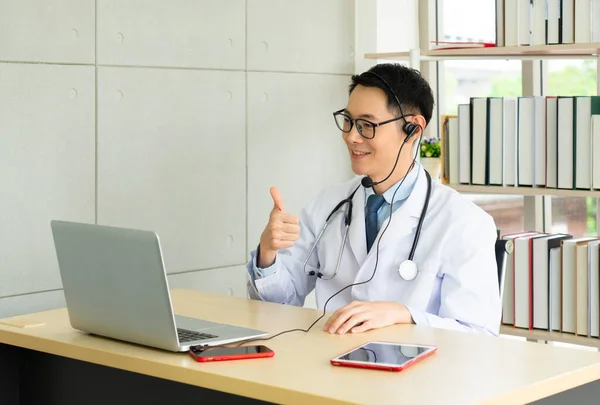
[
  {"left": 189, "top": 345, "right": 274, "bottom": 362},
  {"left": 330, "top": 341, "right": 437, "bottom": 372}
]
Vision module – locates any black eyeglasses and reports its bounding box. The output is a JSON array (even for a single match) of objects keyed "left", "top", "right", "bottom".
[{"left": 333, "top": 109, "right": 415, "bottom": 139}]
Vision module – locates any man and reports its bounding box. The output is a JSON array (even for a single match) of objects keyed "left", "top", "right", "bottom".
[{"left": 247, "top": 63, "right": 501, "bottom": 336}]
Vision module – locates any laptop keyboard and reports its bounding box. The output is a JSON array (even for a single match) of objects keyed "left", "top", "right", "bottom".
[{"left": 177, "top": 328, "right": 218, "bottom": 343}]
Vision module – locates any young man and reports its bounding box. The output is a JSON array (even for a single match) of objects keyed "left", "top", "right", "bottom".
[{"left": 247, "top": 63, "right": 501, "bottom": 336}]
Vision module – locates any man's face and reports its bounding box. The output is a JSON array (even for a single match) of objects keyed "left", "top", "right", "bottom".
[{"left": 341, "top": 85, "right": 416, "bottom": 180}]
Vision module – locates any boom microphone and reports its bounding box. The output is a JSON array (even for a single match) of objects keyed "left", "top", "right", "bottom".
[{"left": 361, "top": 138, "right": 407, "bottom": 189}]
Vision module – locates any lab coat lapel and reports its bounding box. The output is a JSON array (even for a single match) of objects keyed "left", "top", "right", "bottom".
[
  {"left": 347, "top": 183, "right": 367, "bottom": 266},
  {"left": 374, "top": 167, "right": 428, "bottom": 252}
]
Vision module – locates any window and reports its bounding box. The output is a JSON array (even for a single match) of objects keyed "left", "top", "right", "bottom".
[
  {"left": 546, "top": 60, "right": 597, "bottom": 96},
  {"left": 441, "top": 0, "right": 524, "bottom": 231},
  {"left": 546, "top": 59, "right": 598, "bottom": 236},
  {"left": 444, "top": 60, "right": 522, "bottom": 115},
  {"left": 550, "top": 197, "right": 597, "bottom": 236},
  {"left": 462, "top": 194, "right": 525, "bottom": 235}
]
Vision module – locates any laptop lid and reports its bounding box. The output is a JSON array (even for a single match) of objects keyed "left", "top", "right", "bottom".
[{"left": 51, "top": 220, "right": 181, "bottom": 351}]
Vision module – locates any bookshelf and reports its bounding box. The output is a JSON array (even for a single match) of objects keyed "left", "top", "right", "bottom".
[
  {"left": 500, "top": 326, "right": 600, "bottom": 349},
  {"left": 365, "top": 42, "right": 600, "bottom": 61},
  {"left": 448, "top": 185, "right": 600, "bottom": 199},
  {"left": 366, "top": 0, "right": 600, "bottom": 349}
]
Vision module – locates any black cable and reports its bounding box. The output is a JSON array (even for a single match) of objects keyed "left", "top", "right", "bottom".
[
  {"left": 199, "top": 135, "right": 425, "bottom": 351},
  {"left": 193, "top": 74, "right": 425, "bottom": 351}
]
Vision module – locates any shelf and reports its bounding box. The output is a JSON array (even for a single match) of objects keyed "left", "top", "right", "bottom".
[
  {"left": 446, "top": 184, "right": 600, "bottom": 198},
  {"left": 365, "top": 43, "right": 600, "bottom": 61},
  {"left": 500, "top": 326, "right": 600, "bottom": 349}
]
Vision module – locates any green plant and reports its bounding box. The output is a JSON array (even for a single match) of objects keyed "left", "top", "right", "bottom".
[
  {"left": 586, "top": 197, "right": 597, "bottom": 235},
  {"left": 420, "top": 138, "right": 440, "bottom": 158}
]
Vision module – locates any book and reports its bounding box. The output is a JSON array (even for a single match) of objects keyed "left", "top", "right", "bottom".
[
  {"left": 430, "top": 41, "right": 496, "bottom": 50},
  {"left": 533, "top": 234, "right": 572, "bottom": 330}
]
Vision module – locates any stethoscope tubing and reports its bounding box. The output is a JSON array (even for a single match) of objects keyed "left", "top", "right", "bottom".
[{"left": 303, "top": 170, "right": 432, "bottom": 281}]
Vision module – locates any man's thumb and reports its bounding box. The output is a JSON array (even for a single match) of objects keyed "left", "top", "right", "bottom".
[{"left": 270, "top": 187, "right": 285, "bottom": 212}]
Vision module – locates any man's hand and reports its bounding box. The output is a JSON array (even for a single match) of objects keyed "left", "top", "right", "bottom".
[
  {"left": 258, "top": 187, "right": 300, "bottom": 268},
  {"left": 323, "top": 301, "right": 414, "bottom": 334}
]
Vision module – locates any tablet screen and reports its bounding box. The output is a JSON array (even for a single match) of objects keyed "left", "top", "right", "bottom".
[{"left": 335, "top": 341, "right": 436, "bottom": 367}]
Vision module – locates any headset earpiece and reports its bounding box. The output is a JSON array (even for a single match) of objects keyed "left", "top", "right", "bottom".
[{"left": 403, "top": 122, "right": 419, "bottom": 139}]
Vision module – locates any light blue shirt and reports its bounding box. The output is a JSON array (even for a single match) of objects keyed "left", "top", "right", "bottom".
[
  {"left": 363, "top": 162, "right": 421, "bottom": 234},
  {"left": 253, "top": 163, "right": 421, "bottom": 278}
]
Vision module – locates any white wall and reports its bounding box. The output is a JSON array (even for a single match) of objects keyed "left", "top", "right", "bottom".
[
  {"left": 376, "top": 0, "right": 418, "bottom": 53},
  {"left": 0, "top": 0, "right": 354, "bottom": 318}
]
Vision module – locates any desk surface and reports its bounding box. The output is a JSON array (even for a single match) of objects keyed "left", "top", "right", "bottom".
[{"left": 1, "top": 289, "right": 600, "bottom": 405}]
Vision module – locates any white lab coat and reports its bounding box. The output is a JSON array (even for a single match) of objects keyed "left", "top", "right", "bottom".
[{"left": 248, "top": 166, "right": 502, "bottom": 336}]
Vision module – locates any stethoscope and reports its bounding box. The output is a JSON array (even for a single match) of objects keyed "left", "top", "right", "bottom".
[{"left": 302, "top": 169, "right": 432, "bottom": 281}]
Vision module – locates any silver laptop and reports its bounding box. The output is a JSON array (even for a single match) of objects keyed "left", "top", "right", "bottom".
[{"left": 50, "top": 220, "right": 267, "bottom": 352}]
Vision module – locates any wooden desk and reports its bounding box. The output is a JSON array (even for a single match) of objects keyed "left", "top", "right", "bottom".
[{"left": 1, "top": 289, "right": 600, "bottom": 405}]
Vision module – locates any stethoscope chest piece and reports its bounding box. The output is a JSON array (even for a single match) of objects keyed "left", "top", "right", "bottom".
[{"left": 398, "top": 260, "right": 418, "bottom": 281}]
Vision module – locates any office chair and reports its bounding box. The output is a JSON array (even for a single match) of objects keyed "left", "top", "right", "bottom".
[{"left": 495, "top": 237, "right": 512, "bottom": 301}]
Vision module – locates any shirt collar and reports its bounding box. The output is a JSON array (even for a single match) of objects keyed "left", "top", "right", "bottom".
[{"left": 364, "top": 162, "right": 422, "bottom": 205}]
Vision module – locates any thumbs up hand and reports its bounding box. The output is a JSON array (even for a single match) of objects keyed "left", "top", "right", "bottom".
[{"left": 258, "top": 187, "right": 300, "bottom": 268}]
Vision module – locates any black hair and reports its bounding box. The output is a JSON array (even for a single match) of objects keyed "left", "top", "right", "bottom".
[{"left": 349, "top": 63, "right": 435, "bottom": 126}]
